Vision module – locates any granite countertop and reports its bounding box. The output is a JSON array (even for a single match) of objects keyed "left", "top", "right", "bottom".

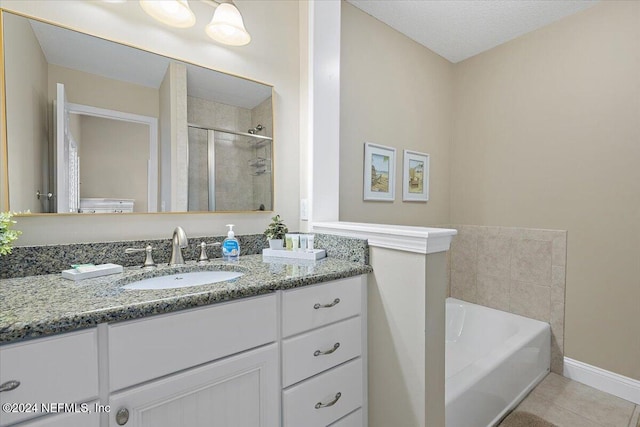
[{"left": 0, "top": 254, "right": 372, "bottom": 344}]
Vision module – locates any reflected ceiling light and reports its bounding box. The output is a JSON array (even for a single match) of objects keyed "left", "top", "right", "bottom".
[
  {"left": 205, "top": 2, "right": 251, "bottom": 46},
  {"left": 138, "top": 0, "right": 251, "bottom": 46},
  {"left": 139, "top": 0, "right": 196, "bottom": 28}
]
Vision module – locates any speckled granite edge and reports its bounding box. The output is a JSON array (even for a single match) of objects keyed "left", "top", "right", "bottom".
[
  {"left": 2, "top": 233, "right": 368, "bottom": 279},
  {"left": 315, "top": 233, "right": 369, "bottom": 265},
  {"left": 0, "top": 256, "right": 372, "bottom": 344}
]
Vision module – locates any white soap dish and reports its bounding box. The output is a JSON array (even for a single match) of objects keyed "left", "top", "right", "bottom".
[
  {"left": 262, "top": 248, "right": 326, "bottom": 261},
  {"left": 62, "top": 263, "right": 124, "bottom": 281}
]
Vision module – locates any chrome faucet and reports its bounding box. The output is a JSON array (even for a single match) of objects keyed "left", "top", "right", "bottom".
[{"left": 169, "top": 226, "right": 188, "bottom": 266}]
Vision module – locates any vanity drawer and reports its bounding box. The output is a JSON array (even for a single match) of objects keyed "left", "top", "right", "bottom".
[
  {"left": 329, "top": 409, "right": 363, "bottom": 427},
  {"left": 282, "top": 316, "right": 362, "bottom": 387},
  {"left": 282, "top": 358, "right": 363, "bottom": 427},
  {"left": 282, "top": 276, "right": 363, "bottom": 337},
  {"left": 109, "top": 294, "right": 277, "bottom": 391},
  {"left": 0, "top": 330, "right": 99, "bottom": 426}
]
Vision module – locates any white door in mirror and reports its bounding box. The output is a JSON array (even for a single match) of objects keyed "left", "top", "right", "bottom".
[{"left": 121, "top": 271, "right": 243, "bottom": 290}]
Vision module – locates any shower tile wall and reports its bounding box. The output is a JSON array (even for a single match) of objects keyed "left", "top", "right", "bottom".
[
  {"left": 251, "top": 97, "right": 273, "bottom": 211},
  {"left": 449, "top": 225, "right": 567, "bottom": 374},
  {"left": 187, "top": 96, "right": 253, "bottom": 211}
]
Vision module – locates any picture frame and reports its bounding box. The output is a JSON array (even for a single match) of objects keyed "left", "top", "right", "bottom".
[
  {"left": 363, "top": 143, "right": 396, "bottom": 201},
  {"left": 402, "top": 150, "right": 429, "bottom": 202}
]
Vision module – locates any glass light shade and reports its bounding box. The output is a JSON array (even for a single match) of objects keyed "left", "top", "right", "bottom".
[
  {"left": 139, "top": 0, "right": 196, "bottom": 28},
  {"left": 205, "top": 3, "right": 251, "bottom": 46}
]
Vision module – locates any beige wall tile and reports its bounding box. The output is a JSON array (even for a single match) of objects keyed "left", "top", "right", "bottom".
[
  {"left": 521, "top": 229, "right": 562, "bottom": 242},
  {"left": 551, "top": 349, "right": 564, "bottom": 375},
  {"left": 451, "top": 234, "right": 478, "bottom": 276},
  {"left": 477, "top": 235, "right": 513, "bottom": 278},
  {"left": 451, "top": 269, "right": 477, "bottom": 303},
  {"left": 552, "top": 265, "right": 566, "bottom": 288},
  {"left": 552, "top": 233, "right": 567, "bottom": 266},
  {"left": 476, "top": 274, "right": 510, "bottom": 311},
  {"left": 511, "top": 239, "right": 553, "bottom": 285},
  {"left": 510, "top": 281, "right": 551, "bottom": 321},
  {"left": 497, "top": 226, "right": 521, "bottom": 239}
]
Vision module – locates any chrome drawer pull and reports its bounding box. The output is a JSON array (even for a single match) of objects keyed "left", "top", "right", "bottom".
[
  {"left": 314, "top": 342, "right": 340, "bottom": 357},
  {"left": 0, "top": 380, "right": 20, "bottom": 392},
  {"left": 313, "top": 298, "right": 340, "bottom": 309},
  {"left": 315, "top": 392, "right": 342, "bottom": 409}
]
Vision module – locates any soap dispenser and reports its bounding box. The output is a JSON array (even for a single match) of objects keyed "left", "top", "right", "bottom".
[{"left": 222, "top": 224, "right": 240, "bottom": 261}]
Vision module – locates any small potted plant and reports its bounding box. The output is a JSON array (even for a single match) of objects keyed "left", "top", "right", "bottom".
[
  {"left": 0, "top": 212, "right": 21, "bottom": 256},
  {"left": 264, "top": 214, "right": 288, "bottom": 250}
]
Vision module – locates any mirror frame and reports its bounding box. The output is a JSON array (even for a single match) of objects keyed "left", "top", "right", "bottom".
[{"left": 0, "top": 8, "right": 276, "bottom": 216}]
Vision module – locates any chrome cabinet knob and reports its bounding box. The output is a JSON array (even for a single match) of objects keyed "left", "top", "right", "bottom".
[{"left": 116, "top": 407, "right": 129, "bottom": 425}]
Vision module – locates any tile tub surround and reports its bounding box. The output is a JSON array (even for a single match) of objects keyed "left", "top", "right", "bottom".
[
  {"left": 1, "top": 233, "right": 368, "bottom": 279},
  {"left": 0, "top": 254, "right": 372, "bottom": 344},
  {"left": 448, "top": 225, "right": 567, "bottom": 374}
]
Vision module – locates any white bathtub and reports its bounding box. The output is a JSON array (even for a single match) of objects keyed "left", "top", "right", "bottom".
[{"left": 445, "top": 298, "right": 550, "bottom": 427}]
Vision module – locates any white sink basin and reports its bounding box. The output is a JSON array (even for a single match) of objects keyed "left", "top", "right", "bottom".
[{"left": 121, "top": 271, "right": 243, "bottom": 290}]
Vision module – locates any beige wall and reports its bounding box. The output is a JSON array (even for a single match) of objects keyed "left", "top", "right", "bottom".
[
  {"left": 78, "top": 115, "right": 149, "bottom": 212},
  {"left": 1, "top": 0, "right": 300, "bottom": 244},
  {"left": 339, "top": 2, "right": 452, "bottom": 226},
  {"left": 451, "top": 1, "right": 640, "bottom": 380},
  {"left": 48, "top": 64, "right": 159, "bottom": 118},
  {"left": 3, "top": 12, "right": 48, "bottom": 213}
]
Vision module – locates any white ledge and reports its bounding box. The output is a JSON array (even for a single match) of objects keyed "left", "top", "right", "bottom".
[{"left": 312, "top": 221, "right": 457, "bottom": 254}]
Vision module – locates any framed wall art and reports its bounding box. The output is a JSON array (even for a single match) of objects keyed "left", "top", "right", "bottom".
[
  {"left": 363, "top": 143, "right": 396, "bottom": 201},
  {"left": 402, "top": 150, "right": 429, "bottom": 202}
]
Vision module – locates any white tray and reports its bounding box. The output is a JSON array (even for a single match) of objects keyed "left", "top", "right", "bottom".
[
  {"left": 62, "top": 263, "right": 124, "bottom": 281},
  {"left": 262, "top": 248, "right": 326, "bottom": 260}
]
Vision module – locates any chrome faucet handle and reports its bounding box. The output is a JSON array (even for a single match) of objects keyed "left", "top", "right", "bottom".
[
  {"left": 198, "top": 242, "right": 222, "bottom": 263},
  {"left": 125, "top": 245, "right": 156, "bottom": 269}
]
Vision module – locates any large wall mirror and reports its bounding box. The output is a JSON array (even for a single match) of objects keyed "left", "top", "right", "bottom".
[{"left": 1, "top": 10, "right": 274, "bottom": 214}]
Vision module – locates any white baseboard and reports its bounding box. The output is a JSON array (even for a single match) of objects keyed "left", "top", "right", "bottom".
[{"left": 563, "top": 357, "right": 640, "bottom": 404}]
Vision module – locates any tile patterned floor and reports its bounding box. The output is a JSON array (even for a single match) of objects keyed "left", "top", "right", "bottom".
[{"left": 506, "top": 373, "right": 639, "bottom": 427}]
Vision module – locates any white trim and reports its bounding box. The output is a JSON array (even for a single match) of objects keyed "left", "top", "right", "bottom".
[
  {"left": 564, "top": 357, "right": 640, "bottom": 404},
  {"left": 312, "top": 221, "right": 457, "bottom": 254},
  {"left": 67, "top": 102, "right": 159, "bottom": 213},
  {"left": 309, "top": 0, "right": 341, "bottom": 223}
]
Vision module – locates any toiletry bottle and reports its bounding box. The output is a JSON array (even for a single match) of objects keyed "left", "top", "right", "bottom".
[{"left": 222, "top": 224, "right": 240, "bottom": 261}]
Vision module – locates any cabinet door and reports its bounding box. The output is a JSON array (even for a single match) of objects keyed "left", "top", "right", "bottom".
[
  {"left": 15, "top": 405, "right": 100, "bottom": 427},
  {"left": 108, "top": 344, "right": 278, "bottom": 427}
]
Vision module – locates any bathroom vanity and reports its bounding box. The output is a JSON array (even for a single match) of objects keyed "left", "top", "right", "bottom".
[{"left": 0, "top": 255, "right": 370, "bottom": 427}]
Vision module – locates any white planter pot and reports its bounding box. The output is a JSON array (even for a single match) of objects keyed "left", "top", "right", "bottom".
[{"left": 268, "top": 239, "right": 284, "bottom": 250}]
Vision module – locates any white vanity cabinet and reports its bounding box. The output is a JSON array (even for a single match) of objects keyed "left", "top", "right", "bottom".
[
  {"left": 0, "top": 329, "right": 99, "bottom": 426},
  {"left": 107, "top": 294, "right": 279, "bottom": 427},
  {"left": 108, "top": 344, "right": 278, "bottom": 427},
  {"left": 1, "top": 274, "right": 367, "bottom": 427},
  {"left": 281, "top": 276, "right": 368, "bottom": 427}
]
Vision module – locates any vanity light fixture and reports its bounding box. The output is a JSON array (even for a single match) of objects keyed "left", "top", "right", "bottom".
[
  {"left": 204, "top": 1, "right": 251, "bottom": 46},
  {"left": 139, "top": 0, "right": 196, "bottom": 28},
  {"left": 138, "top": 0, "right": 251, "bottom": 46}
]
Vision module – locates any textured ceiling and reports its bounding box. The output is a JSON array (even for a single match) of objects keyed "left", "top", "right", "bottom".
[{"left": 347, "top": 0, "right": 600, "bottom": 63}]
